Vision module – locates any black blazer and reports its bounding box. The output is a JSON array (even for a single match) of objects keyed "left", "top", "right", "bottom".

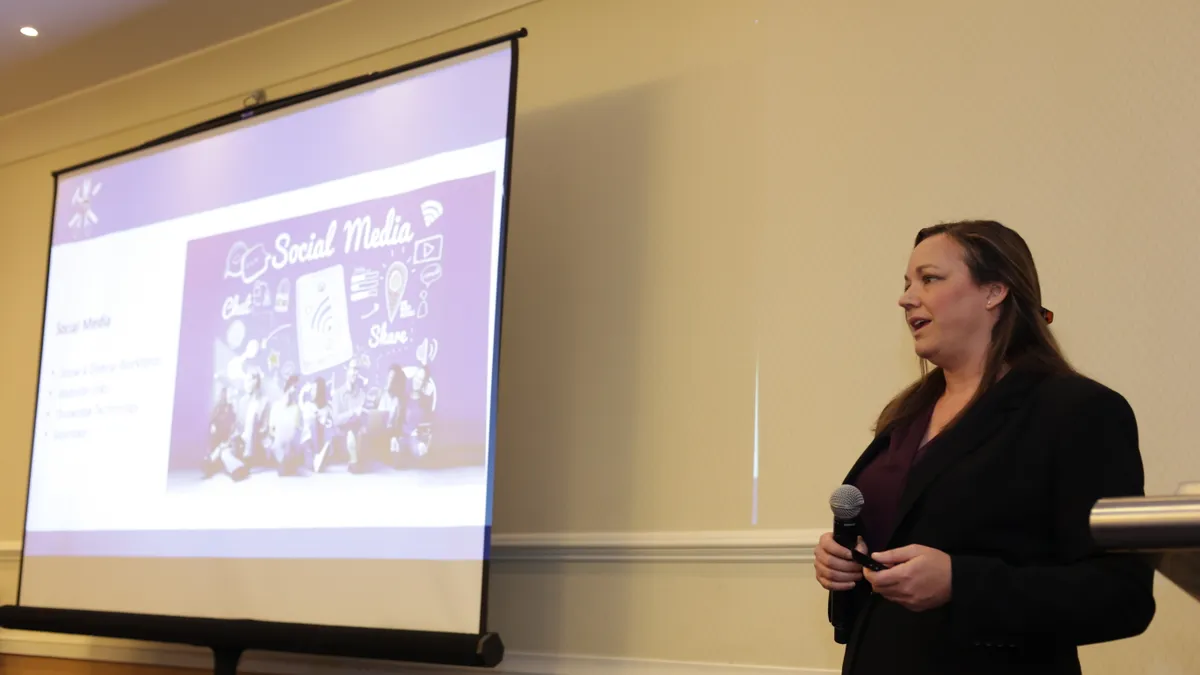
[{"left": 836, "top": 369, "right": 1156, "bottom": 675}]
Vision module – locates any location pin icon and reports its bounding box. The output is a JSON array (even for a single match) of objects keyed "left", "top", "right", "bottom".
[{"left": 385, "top": 261, "right": 408, "bottom": 323}]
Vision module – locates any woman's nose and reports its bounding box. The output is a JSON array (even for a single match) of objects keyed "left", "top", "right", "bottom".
[{"left": 898, "top": 289, "right": 917, "bottom": 308}]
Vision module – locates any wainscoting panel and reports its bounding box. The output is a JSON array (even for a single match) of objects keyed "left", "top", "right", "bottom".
[{"left": 0, "top": 532, "right": 837, "bottom": 674}]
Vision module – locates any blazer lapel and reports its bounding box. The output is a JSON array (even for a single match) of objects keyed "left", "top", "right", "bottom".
[
  {"left": 886, "top": 369, "right": 1045, "bottom": 547},
  {"left": 842, "top": 431, "right": 890, "bottom": 486}
]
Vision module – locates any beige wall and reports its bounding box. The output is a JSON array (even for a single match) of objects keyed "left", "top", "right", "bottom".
[{"left": 1, "top": 0, "right": 1199, "bottom": 672}]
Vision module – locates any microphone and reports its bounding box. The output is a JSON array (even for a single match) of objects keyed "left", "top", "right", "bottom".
[{"left": 828, "top": 484, "right": 865, "bottom": 645}]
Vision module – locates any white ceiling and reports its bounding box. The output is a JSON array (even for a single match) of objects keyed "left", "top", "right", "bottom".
[{"left": 0, "top": 0, "right": 341, "bottom": 117}]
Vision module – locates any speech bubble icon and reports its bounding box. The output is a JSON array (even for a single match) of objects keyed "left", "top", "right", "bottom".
[
  {"left": 419, "top": 262, "right": 443, "bottom": 288},
  {"left": 240, "top": 244, "right": 270, "bottom": 284},
  {"left": 225, "top": 242, "right": 248, "bottom": 279},
  {"left": 385, "top": 261, "right": 409, "bottom": 323}
]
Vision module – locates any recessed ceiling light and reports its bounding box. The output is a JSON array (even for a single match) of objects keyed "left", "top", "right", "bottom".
[{"left": 20, "top": 27, "right": 39, "bottom": 37}]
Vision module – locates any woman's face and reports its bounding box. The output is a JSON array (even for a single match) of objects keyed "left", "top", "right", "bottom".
[{"left": 898, "top": 233, "right": 1004, "bottom": 369}]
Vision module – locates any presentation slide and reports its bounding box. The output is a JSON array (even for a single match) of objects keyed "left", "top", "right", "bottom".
[{"left": 19, "top": 41, "right": 515, "bottom": 635}]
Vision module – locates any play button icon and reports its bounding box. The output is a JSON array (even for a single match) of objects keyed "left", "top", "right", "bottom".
[{"left": 413, "top": 234, "right": 444, "bottom": 264}]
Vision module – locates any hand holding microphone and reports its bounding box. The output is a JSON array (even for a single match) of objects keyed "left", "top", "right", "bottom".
[
  {"left": 822, "top": 484, "right": 954, "bottom": 643},
  {"left": 824, "top": 484, "right": 867, "bottom": 643},
  {"left": 818, "top": 484, "right": 868, "bottom": 590},
  {"left": 816, "top": 531, "right": 868, "bottom": 591}
]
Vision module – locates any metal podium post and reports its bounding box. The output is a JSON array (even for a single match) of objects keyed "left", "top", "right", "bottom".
[{"left": 1091, "top": 482, "right": 1200, "bottom": 602}]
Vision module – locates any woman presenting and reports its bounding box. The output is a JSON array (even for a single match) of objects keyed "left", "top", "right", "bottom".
[{"left": 814, "top": 220, "right": 1156, "bottom": 674}]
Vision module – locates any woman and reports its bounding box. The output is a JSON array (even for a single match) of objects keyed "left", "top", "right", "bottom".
[{"left": 814, "top": 221, "right": 1156, "bottom": 674}]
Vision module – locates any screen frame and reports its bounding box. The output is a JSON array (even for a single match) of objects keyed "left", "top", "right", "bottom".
[{"left": 13, "top": 27, "right": 526, "bottom": 652}]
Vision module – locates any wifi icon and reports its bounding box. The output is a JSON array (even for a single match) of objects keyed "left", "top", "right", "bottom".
[
  {"left": 420, "top": 200, "right": 444, "bottom": 227},
  {"left": 294, "top": 264, "right": 353, "bottom": 376},
  {"left": 311, "top": 296, "right": 334, "bottom": 334}
]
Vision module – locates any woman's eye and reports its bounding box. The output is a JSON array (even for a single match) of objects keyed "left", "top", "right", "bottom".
[{"left": 922, "top": 275, "right": 938, "bottom": 284}]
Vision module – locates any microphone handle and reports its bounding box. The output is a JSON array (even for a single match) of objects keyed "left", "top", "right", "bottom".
[
  {"left": 829, "top": 517, "right": 862, "bottom": 645},
  {"left": 833, "top": 517, "right": 859, "bottom": 552}
]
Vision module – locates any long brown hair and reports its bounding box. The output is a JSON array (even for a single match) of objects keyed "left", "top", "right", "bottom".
[{"left": 874, "top": 220, "right": 1073, "bottom": 434}]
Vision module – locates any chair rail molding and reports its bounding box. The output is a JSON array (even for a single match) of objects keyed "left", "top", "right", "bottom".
[
  {"left": 0, "top": 529, "right": 822, "bottom": 564},
  {"left": 0, "top": 541, "right": 17, "bottom": 564},
  {"left": 492, "top": 529, "right": 821, "bottom": 562}
]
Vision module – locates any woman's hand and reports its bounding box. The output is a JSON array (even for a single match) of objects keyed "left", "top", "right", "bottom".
[
  {"left": 864, "top": 544, "right": 952, "bottom": 612},
  {"left": 815, "top": 532, "right": 867, "bottom": 591}
]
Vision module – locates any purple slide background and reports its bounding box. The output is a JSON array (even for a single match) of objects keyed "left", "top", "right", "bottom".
[
  {"left": 51, "top": 48, "right": 511, "bottom": 247},
  {"left": 168, "top": 172, "right": 497, "bottom": 472},
  {"left": 29, "top": 47, "right": 513, "bottom": 561}
]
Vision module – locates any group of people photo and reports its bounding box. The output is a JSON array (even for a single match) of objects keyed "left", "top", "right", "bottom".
[{"left": 203, "top": 357, "right": 435, "bottom": 482}]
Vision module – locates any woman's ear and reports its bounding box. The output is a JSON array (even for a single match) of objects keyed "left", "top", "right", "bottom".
[{"left": 985, "top": 283, "right": 1009, "bottom": 309}]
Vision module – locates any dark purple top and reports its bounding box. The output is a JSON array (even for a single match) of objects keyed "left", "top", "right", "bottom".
[{"left": 853, "top": 406, "right": 934, "bottom": 554}]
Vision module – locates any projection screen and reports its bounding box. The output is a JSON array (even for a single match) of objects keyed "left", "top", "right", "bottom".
[{"left": 18, "top": 35, "right": 519, "bottom": 636}]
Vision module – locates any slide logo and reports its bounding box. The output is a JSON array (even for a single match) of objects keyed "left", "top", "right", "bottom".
[
  {"left": 295, "top": 264, "right": 354, "bottom": 375},
  {"left": 67, "top": 177, "right": 102, "bottom": 233}
]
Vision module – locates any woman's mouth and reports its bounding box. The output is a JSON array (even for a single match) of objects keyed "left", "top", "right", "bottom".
[{"left": 909, "top": 317, "right": 931, "bottom": 333}]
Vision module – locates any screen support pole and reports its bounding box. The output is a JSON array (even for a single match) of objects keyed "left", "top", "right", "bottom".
[{"left": 212, "top": 646, "right": 243, "bottom": 675}]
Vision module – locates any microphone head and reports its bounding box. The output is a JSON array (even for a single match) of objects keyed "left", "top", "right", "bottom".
[{"left": 830, "top": 484, "right": 865, "bottom": 521}]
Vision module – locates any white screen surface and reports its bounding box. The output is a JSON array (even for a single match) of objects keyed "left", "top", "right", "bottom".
[{"left": 19, "top": 41, "right": 515, "bottom": 635}]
